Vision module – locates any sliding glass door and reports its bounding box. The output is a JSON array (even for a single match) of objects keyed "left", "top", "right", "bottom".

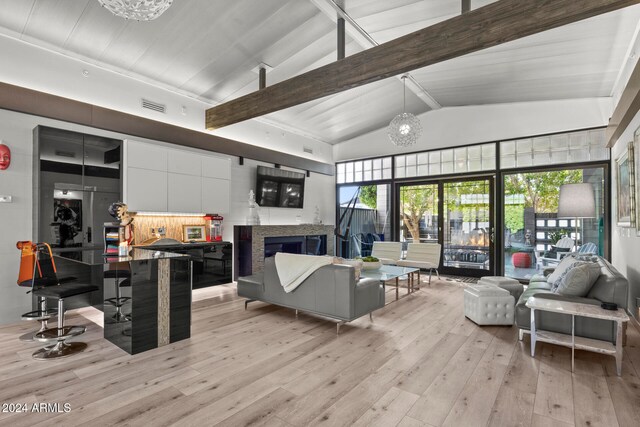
[
  {"left": 398, "top": 176, "right": 494, "bottom": 277},
  {"left": 441, "top": 178, "right": 493, "bottom": 276}
]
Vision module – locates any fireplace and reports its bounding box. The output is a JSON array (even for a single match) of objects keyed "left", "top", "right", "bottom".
[
  {"left": 264, "top": 235, "right": 326, "bottom": 258},
  {"left": 233, "top": 225, "right": 335, "bottom": 279}
]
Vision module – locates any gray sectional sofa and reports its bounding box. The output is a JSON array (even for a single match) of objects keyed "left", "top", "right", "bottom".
[
  {"left": 516, "top": 255, "right": 629, "bottom": 344},
  {"left": 237, "top": 256, "right": 385, "bottom": 333}
]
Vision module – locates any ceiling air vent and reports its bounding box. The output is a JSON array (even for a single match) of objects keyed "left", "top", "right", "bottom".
[
  {"left": 141, "top": 98, "right": 166, "bottom": 114},
  {"left": 303, "top": 146, "right": 313, "bottom": 154}
]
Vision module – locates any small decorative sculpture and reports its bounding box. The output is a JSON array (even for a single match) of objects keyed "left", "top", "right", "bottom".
[
  {"left": 108, "top": 201, "right": 133, "bottom": 226},
  {"left": 246, "top": 190, "right": 261, "bottom": 225},
  {"left": 108, "top": 201, "right": 134, "bottom": 245},
  {"left": 0, "top": 143, "right": 10, "bottom": 170}
]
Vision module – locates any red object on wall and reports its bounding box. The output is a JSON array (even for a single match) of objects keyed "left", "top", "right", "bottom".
[
  {"left": 512, "top": 252, "right": 531, "bottom": 268},
  {"left": 0, "top": 143, "right": 10, "bottom": 170}
]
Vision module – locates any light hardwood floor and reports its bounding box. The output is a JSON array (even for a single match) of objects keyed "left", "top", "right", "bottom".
[{"left": 0, "top": 279, "right": 639, "bottom": 427}]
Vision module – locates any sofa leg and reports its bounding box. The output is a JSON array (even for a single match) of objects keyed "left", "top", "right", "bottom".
[
  {"left": 295, "top": 309, "right": 299, "bottom": 319},
  {"left": 369, "top": 312, "right": 373, "bottom": 322},
  {"left": 244, "top": 299, "right": 255, "bottom": 310},
  {"left": 519, "top": 329, "right": 524, "bottom": 341},
  {"left": 428, "top": 269, "right": 432, "bottom": 285},
  {"left": 436, "top": 269, "right": 440, "bottom": 280},
  {"left": 336, "top": 321, "right": 346, "bottom": 335}
]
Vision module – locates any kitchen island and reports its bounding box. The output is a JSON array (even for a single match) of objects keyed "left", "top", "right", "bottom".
[
  {"left": 134, "top": 240, "right": 232, "bottom": 289},
  {"left": 54, "top": 248, "right": 192, "bottom": 354}
]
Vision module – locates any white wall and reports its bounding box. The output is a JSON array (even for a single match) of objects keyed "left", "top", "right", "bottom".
[
  {"left": 0, "top": 110, "right": 35, "bottom": 325},
  {"left": 0, "top": 108, "right": 335, "bottom": 324},
  {"left": 610, "top": 110, "right": 640, "bottom": 322},
  {"left": 224, "top": 158, "right": 335, "bottom": 242},
  {"left": 333, "top": 98, "right": 612, "bottom": 161},
  {"left": 0, "top": 33, "right": 333, "bottom": 164}
]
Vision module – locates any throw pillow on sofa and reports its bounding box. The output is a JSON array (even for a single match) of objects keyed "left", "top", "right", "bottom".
[
  {"left": 546, "top": 255, "right": 580, "bottom": 285},
  {"left": 553, "top": 261, "right": 601, "bottom": 297}
]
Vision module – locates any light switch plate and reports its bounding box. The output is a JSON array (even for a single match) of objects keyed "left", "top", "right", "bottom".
[{"left": 0, "top": 195, "right": 12, "bottom": 203}]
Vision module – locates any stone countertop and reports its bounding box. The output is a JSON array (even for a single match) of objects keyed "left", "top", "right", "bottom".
[
  {"left": 54, "top": 248, "right": 190, "bottom": 266},
  {"left": 133, "top": 241, "right": 231, "bottom": 250}
]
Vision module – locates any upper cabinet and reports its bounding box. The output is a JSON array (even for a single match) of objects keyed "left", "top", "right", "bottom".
[
  {"left": 168, "top": 150, "right": 202, "bottom": 176},
  {"left": 124, "top": 140, "right": 231, "bottom": 214},
  {"left": 127, "top": 140, "right": 167, "bottom": 171}
]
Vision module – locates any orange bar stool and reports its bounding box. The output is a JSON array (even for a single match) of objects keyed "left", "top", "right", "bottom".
[{"left": 16, "top": 241, "right": 58, "bottom": 341}]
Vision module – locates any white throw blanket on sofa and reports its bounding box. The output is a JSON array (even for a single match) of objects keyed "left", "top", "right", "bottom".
[{"left": 274, "top": 253, "right": 332, "bottom": 293}]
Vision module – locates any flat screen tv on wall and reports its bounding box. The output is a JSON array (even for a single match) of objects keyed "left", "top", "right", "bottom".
[{"left": 256, "top": 166, "right": 305, "bottom": 208}]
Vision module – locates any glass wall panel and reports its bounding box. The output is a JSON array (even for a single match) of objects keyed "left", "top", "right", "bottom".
[
  {"left": 501, "top": 129, "right": 609, "bottom": 169},
  {"left": 337, "top": 157, "right": 392, "bottom": 184},
  {"left": 503, "top": 167, "right": 605, "bottom": 281},
  {"left": 398, "top": 184, "right": 439, "bottom": 246},
  {"left": 442, "top": 180, "right": 491, "bottom": 271},
  {"left": 337, "top": 184, "right": 392, "bottom": 258}
]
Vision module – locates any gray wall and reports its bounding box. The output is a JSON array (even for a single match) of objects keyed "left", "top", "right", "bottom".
[{"left": 611, "top": 109, "right": 640, "bottom": 323}]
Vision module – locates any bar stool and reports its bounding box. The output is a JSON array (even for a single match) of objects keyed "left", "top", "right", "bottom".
[
  {"left": 15, "top": 241, "right": 58, "bottom": 341},
  {"left": 104, "top": 267, "right": 131, "bottom": 323},
  {"left": 26, "top": 243, "right": 98, "bottom": 360}
]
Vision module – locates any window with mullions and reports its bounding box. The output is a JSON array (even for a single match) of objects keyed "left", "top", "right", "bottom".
[
  {"left": 500, "top": 128, "right": 608, "bottom": 169},
  {"left": 395, "top": 143, "right": 496, "bottom": 179},
  {"left": 336, "top": 157, "right": 392, "bottom": 184}
]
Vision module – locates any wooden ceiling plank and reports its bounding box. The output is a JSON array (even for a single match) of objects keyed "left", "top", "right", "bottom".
[
  {"left": 206, "top": 0, "right": 640, "bottom": 130},
  {"left": 606, "top": 56, "right": 640, "bottom": 147}
]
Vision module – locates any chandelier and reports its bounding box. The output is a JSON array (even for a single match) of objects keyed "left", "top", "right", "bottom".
[
  {"left": 387, "top": 75, "right": 422, "bottom": 147},
  {"left": 98, "top": 0, "right": 173, "bottom": 21}
]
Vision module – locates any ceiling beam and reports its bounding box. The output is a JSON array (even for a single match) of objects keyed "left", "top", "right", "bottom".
[
  {"left": 206, "top": 0, "right": 640, "bottom": 130},
  {"left": 309, "top": 0, "right": 441, "bottom": 110},
  {"left": 606, "top": 55, "right": 640, "bottom": 147}
]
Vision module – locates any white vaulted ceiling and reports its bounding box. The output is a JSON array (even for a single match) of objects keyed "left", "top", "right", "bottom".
[{"left": 0, "top": 0, "right": 639, "bottom": 144}]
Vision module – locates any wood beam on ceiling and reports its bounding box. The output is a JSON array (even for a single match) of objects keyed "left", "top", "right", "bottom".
[
  {"left": 0, "top": 82, "right": 334, "bottom": 175},
  {"left": 309, "top": 0, "right": 441, "bottom": 110},
  {"left": 606, "top": 56, "right": 640, "bottom": 147},
  {"left": 206, "top": 0, "right": 640, "bottom": 130}
]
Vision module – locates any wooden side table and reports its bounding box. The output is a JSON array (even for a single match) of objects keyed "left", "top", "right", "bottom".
[{"left": 526, "top": 296, "right": 630, "bottom": 376}]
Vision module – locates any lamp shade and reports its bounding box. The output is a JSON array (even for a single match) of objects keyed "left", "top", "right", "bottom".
[{"left": 557, "top": 183, "right": 596, "bottom": 218}]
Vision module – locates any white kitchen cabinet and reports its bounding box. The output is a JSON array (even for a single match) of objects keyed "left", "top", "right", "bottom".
[
  {"left": 202, "top": 156, "right": 231, "bottom": 180},
  {"left": 126, "top": 167, "right": 167, "bottom": 212},
  {"left": 126, "top": 140, "right": 167, "bottom": 171},
  {"left": 202, "top": 177, "right": 230, "bottom": 214},
  {"left": 168, "top": 150, "right": 202, "bottom": 176},
  {"left": 125, "top": 140, "right": 230, "bottom": 214},
  {"left": 168, "top": 173, "right": 202, "bottom": 213}
]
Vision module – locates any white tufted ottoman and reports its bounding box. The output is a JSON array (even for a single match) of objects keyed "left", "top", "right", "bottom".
[
  {"left": 478, "top": 276, "right": 524, "bottom": 301},
  {"left": 463, "top": 284, "right": 515, "bottom": 326}
]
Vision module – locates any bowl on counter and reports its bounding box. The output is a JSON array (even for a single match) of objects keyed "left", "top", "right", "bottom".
[{"left": 361, "top": 261, "right": 382, "bottom": 270}]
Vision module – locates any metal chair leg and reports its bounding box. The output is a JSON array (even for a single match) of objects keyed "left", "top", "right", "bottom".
[
  {"left": 20, "top": 297, "right": 57, "bottom": 342},
  {"left": 32, "top": 298, "right": 87, "bottom": 360},
  {"left": 428, "top": 269, "right": 432, "bottom": 285},
  {"left": 436, "top": 269, "right": 440, "bottom": 280}
]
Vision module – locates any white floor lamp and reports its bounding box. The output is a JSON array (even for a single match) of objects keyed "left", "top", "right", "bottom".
[{"left": 557, "top": 183, "right": 596, "bottom": 250}]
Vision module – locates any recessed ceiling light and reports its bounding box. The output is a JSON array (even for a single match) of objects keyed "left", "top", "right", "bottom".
[{"left": 82, "top": 70, "right": 90, "bottom": 77}]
